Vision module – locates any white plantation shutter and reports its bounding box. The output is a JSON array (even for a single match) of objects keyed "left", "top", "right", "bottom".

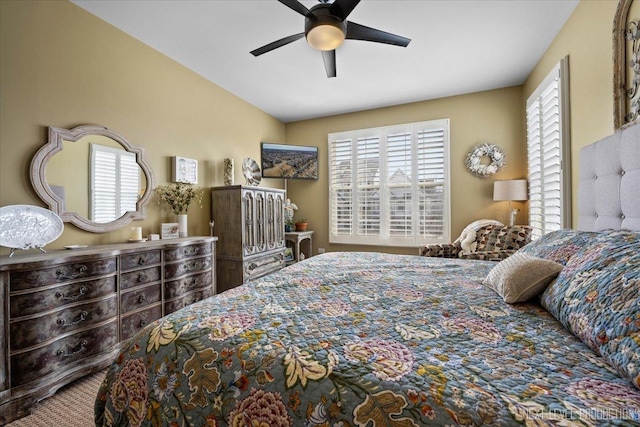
[
  {"left": 120, "top": 154, "right": 140, "bottom": 216},
  {"left": 329, "top": 119, "right": 450, "bottom": 246},
  {"left": 417, "top": 129, "right": 446, "bottom": 239},
  {"left": 356, "top": 135, "right": 381, "bottom": 237},
  {"left": 90, "top": 144, "right": 140, "bottom": 223},
  {"left": 526, "top": 58, "right": 571, "bottom": 239},
  {"left": 329, "top": 139, "right": 353, "bottom": 237}
]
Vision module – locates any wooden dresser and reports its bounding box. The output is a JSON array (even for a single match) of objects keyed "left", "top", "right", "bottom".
[
  {"left": 0, "top": 236, "right": 216, "bottom": 424},
  {"left": 212, "top": 186, "right": 285, "bottom": 292}
]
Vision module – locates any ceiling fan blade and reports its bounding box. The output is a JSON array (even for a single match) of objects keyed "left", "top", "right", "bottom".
[
  {"left": 278, "top": 0, "right": 312, "bottom": 17},
  {"left": 346, "top": 21, "right": 411, "bottom": 47},
  {"left": 329, "top": 0, "right": 361, "bottom": 20},
  {"left": 322, "top": 50, "right": 337, "bottom": 78},
  {"left": 250, "top": 33, "right": 305, "bottom": 57}
]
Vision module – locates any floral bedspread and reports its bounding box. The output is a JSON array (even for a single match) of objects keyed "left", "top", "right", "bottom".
[{"left": 95, "top": 252, "right": 640, "bottom": 426}]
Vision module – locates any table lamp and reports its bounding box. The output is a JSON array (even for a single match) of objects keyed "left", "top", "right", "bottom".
[{"left": 493, "top": 179, "right": 528, "bottom": 226}]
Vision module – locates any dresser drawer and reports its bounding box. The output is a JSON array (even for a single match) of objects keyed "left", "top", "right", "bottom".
[
  {"left": 120, "top": 266, "right": 161, "bottom": 290},
  {"left": 10, "top": 258, "right": 117, "bottom": 291},
  {"left": 10, "top": 319, "right": 118, "bottom": 387},
  {"left": 164, "top": 270, "right": 212, "bottom": 300},
  {"left": 165, "top": 255, "right": 212, "bottom": 280},
  {"left": 164, "top": 243, "right": 212, "bottom": 262},
  {"left": 10, "top": 296, "right": 118, "bottom": 350},
  {"left": 243, "top": 251, "right": 285, "bottom": 282},
  {"left": 10, "top": 276, "right": 117, "bottom": 317},
  {"left": 164, "top": 288, "right": 213, "bottom": 315},
  {"left": 121, "top": 304, "right": 162, "bottom": 341},
  {"left": 120, "top": 283, "right": 161, "bottom": 314},
  {"left": 120, "top": 250, "right": 161, "bottom": 271}
]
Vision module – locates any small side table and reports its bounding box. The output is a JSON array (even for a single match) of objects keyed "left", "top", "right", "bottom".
[{"left": 285, "top": 231, "right": 314, "bottom": 262}]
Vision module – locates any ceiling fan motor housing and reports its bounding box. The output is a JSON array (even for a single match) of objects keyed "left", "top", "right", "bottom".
[{"left": 305, "top": 4, "right": 347, "bottom": 50}]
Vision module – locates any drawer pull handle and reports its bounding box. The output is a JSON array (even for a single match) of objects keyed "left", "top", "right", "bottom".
[
  {"left": 186, "top": 278, "right": 199, "bottom": 289},
  {"left": 55, "top": 286, "right": 88, "bottom": 301},
  {"left": 57, "top": 311, "right": 88, "bottom": 327},
  {"left": 138, "top": 257, "right": 146, "bottom": 265},
  {"left": 137, "top": 274, "right": 146, "bottom": 282},
  {"left": 139, "top": 317, "right": 147, "bottom": 327},
  {"left": 138, "top": 294, "right": 146, "bottom": 303},
  {"left": 56, "top": 339, "right": 88, "bottom": 358},
  {"left": 184, "top": 261, "right": 203, "bottom": 272},
  {"left": 184, "top": 247, "right": 199, "bottom": 256},
  {"left": 248, "top": 262, "right": 257, "bottom": 271},
  {"left": 55, "top": 265, "right": 88, "bottom": 281}
]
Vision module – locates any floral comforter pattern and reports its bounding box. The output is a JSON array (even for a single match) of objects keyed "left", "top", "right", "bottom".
[{"left": 95, "top": 252, "right": 640, "bottom": 426}]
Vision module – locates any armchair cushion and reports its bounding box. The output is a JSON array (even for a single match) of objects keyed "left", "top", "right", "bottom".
[
  {"left": 474, "top": 225, "right": 533, "bottom": 252},
  {"left": 459, "top": 249, "right": 519, "bottom": 262},
  {"left": 418, "top": 242, "right": 461, "bottom": 258},
  {"left": 419, "top": 225, "right": 533, "bottom": 261}
]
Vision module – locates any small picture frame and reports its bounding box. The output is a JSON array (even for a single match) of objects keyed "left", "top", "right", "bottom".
[
  {"left": 161, "top": 223, "right": 179, "bottom": 239},
  {"left": 172, "top": 156, "right": 198, "bottom": 184},
  {"left": 284, "top": 247, "right": 294, "bottom": 262}
]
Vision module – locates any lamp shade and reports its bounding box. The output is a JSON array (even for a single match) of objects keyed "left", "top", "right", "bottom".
[{"left": 493, "top": 179, "right": 528, "bottom": 201}]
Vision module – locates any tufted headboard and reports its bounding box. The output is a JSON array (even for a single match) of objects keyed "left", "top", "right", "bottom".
[{"left": 577, "top": 121, "right": 640, "bottom": 231}]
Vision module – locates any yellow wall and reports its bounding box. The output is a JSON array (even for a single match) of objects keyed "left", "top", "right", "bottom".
[
  {"left": 523, "top": 0, "right": 619, "bottom": 227},
  {"left": 0, "top": 0, "right": 285, "bottom": 254},
  {"left": 0, "top": 0, "right": 621, "bottom": 257},
  {"left": 285, "top": 87, "right": 526, "bottom": 255}
]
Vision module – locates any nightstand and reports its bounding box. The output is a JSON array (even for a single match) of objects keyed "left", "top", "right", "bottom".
[{"left": 285, "top": 231, "right": 314, "bottom": 262}]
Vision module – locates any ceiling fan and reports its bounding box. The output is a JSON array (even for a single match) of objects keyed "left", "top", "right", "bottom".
[{"left": 250, "top": 0, "right": 411, "bottom": 78}]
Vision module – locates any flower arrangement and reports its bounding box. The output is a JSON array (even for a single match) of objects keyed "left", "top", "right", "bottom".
[{"left": 154, "top": 182, "right": 203, "bottom": 215}]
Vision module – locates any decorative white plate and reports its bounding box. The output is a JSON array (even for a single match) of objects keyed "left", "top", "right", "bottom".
[
  {"left": 242, "top": 157, "right": 261, "bottom": 186},
  {"left": 0, "top": 205, "right": 64, "bottom": 254}
]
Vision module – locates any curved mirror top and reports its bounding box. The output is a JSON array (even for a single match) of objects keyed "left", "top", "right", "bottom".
[{"left": 31, "top": 125, "right": 155, "bottom": 233}]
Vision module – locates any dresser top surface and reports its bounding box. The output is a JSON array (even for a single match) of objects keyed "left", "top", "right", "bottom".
[{"left": 0, "top": 236, "right": 217, "bottom": 269}]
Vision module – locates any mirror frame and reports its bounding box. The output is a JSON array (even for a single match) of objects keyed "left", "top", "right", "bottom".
[
  {"left": 613, "top": 0, "right": 640, "bottom": 130},
  {"left": 30, "top": 124, "right": 155, "bottom": 233}
]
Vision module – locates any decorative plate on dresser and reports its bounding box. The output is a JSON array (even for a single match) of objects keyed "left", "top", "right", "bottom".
[
  {"left": 0, "top": 205, "right": 64, "bottom": 257},
  {"left": 242, "top": 157, "right": 261, "bottom": 186}
]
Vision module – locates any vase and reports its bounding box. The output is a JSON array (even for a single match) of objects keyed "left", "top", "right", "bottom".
[
  {"left": 223, "top": 158, "right": 234, "bottom": 186},
  {"left": 177, "top": 214, "right": 188, "bottom": 237}
]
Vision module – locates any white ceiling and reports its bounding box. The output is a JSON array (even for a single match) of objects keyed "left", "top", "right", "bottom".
[{"left": 72, "top": 0, "right": 579, "bottom": 123}]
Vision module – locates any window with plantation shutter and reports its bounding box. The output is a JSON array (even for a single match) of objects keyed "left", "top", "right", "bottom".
[
  {"left": 526, "top": 58, "right": 571, "bottom": 239},
  {"left": 90, "top": 144, "right": 140, "bottom": 223},
  {"left": 329, "top": 119, "right": 450, "bottom": 247}
]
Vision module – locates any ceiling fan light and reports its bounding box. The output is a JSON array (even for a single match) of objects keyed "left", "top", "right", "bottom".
[{"left": 306, "top": 23, "right": 346, "bottom": 51}]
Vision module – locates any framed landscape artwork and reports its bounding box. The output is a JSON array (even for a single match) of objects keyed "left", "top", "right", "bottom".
[{"left": 261, "top": 143, "right": 318, "bottom": 180}]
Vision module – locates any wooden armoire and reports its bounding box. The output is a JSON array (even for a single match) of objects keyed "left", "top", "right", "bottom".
[{"left": 211, "top": 186, "right": 286, "bottom": 292}]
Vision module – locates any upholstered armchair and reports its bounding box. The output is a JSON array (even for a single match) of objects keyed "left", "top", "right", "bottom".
[{"left": 419, "top": 224, "right": 533, "bottom": 261}]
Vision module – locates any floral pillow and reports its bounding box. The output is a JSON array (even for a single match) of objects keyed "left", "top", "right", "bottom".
[
  {"left": 540, "top": 230, "right": 640, "bottom": 390},
  {"left": 518, "top": 228, "right": 599, "bottom": 265}
]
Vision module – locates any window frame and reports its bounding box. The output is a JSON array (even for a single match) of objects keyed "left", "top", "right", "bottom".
[{"left": 328, "top": 119, "right": 451, "bottom": 247}]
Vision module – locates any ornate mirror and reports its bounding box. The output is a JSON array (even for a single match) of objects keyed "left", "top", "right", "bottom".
[{"left": 30, "top": 124, "right": 155, "bottom": 233}]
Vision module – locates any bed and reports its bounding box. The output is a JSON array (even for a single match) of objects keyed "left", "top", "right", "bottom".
[{"left": 95, "top": 123, "right": 640, "bottom": 426}]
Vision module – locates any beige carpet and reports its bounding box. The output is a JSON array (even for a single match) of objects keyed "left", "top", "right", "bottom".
[{"left": 7, "top": 370, "right": 106, "bottom": 427}]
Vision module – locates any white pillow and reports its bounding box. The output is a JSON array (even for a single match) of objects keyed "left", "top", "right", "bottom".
[{"left": 483, "top": 252, "right": 563, "bottom": 303}]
